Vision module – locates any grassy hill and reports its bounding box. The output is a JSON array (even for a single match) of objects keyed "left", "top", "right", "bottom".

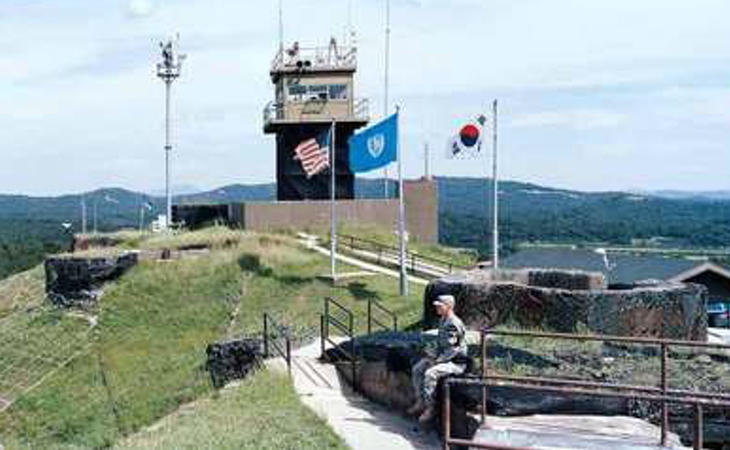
[
  {"left": 0, "top": 227, "right": 425, "bottom": 449},
  {"left": 3, "top": 177, "right": 730, "bottom": 279}
]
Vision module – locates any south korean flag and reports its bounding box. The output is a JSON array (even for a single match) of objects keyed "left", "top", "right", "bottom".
[{"left": 446, "top": 114, "right": 488, "bottom": 159}]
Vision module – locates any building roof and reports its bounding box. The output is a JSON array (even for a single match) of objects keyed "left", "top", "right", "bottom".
[{"left": 502, "top": 247, "right": 726, "bottom": 285}]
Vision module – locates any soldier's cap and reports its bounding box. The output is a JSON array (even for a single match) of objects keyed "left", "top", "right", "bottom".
[{"left": 433, "top": 294, "right": 455, "bottom": 308}]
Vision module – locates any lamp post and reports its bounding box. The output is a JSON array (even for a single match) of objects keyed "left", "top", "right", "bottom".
[{"left": 156, "top": 37, "right": 185, "bottom": 230}]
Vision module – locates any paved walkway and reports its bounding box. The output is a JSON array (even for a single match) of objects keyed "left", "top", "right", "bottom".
[
  {"left": 297, "top": 233, "right": 430, "bottom": 286},
  {"left": 268, "top": 340, "right": 440, "bottom": 450}
]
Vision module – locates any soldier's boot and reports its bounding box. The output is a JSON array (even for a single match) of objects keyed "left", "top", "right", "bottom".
[{"left": 407, "top": 398, "right": 424, "bottom": 416}]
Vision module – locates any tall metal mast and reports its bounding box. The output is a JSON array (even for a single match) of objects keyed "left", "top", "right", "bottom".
[
  {"left": 156, "top": 37, "right": 184, "bottom": 230},
  {"left": 278, "top": 0, "right": 284, "bottom": 56},
  {"left": 382, "top": 0, "right": 391, "bottom": 198},
  {"left": 491, "top": 100, "right": 499, "bottom": 269}
]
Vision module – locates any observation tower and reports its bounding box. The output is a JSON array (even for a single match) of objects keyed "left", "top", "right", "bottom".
[{"left": 263, "top": 38, "right": 369, "bottom": 200}]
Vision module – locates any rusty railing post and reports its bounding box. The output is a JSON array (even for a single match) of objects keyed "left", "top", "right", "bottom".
[
  {"left": 443, "top": 380, "right": 451, "bottom": 450},
  {"left": 481, "top": 327, "right": 488, "bottom": 426},
  {"left": 320, "top": 314, "right": 325, "bottom": 360},
  {"left": 661, "top": 342, "right": 668, "bottom": 446},
  {"left": 367, "top": 299, "right": 372, "bottom": 335},
  {"left": 693, "top": 403, "right": 703, "bottom": 450}
]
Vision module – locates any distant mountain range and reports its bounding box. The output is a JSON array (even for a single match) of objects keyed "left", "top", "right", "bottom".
[
  {"left": 2, "top": 177, "right": 730, "bottom": 278},
  {"left": 640, "top": 190, "right": 730, "bottom": 201}
]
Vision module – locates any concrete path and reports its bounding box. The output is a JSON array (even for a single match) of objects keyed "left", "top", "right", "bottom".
[
  {"left": 268, "top": 340, "right": 441, "bottom": 450},
  {"left": 297, "top": 233, "right": 430, "bottom": 286}
]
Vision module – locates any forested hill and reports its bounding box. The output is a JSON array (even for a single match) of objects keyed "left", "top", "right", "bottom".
[{"left": 1, "top": 178, "right": 730, "bottom": 279}]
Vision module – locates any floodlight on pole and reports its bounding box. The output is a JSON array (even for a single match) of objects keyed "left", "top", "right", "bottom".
[{"left": 156, "top": 36, "right": 185, "bottom": 230}]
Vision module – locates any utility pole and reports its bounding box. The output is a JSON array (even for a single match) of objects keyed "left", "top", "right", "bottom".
[{"left": 156, "top": 37, "right": 185, "bottom": 230}]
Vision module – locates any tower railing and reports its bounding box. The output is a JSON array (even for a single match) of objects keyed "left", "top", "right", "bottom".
[
  {"left": 263, "top": 98, "right": 369, "bottom": 127},
  {"left": 271, "top": 45, "right": 357, "bottom": 73}
]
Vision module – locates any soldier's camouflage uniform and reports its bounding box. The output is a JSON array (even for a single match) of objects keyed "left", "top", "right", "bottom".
[{"left": 411, "top": 314, "right": 468, "bottom": 406}]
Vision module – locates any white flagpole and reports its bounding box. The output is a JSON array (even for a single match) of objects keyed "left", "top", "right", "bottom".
[
  {"left": 330, "top": 119, "right": 337, "bottom": 281},
  {"left": 396, "top": 107, "right": 408, "bottom": 296},
  {"left": 491, "top": 99, "right": 499, "bottom": 270}
]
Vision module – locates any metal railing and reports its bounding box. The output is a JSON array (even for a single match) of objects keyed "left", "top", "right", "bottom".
[
  {"left": 441, "top": 328, "right": 730, "bottom": 450},
  {"left": 263, "top": 312, "right": 292, "bottom": 376},
  {"left": 270, "top": 45, "right": 357, "bottom": 72},
  {"left": 367, "top": 298, "right": 398, "bottom": 335},
  {"left": 262, "top": 98, "right": 369, "bottom": 127},
  {"left": 337, "top": 233, "right": 472, "bottom": 275},
  {"left": 354, "top": 98, "right": 369, "bottom": 120},
  {"left": 321, "top": 297, "right": 357, "bottom": 388}
]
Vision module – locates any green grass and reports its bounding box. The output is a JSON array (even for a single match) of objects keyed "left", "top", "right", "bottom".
[
  {"left": 115, "top": 369, "right": 346, "bottom": 450},
  {"left": 0, "top": 266, "right": 45, "bottom": 318},
  {"left": 0, "top": 228, "right": 427, "bottom": 449}
]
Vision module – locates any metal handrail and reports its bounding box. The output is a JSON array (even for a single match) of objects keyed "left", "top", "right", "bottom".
[
  {"left": 262, "top": 98, "right": 368, "bottom": 126},
  {"left": 441, "top": 327, "right": 730, "bottom": 450},
  {"left": 322, "top": 297, "right": 357, "bottom": 388},
  {"left": 367, "top": 298, "right": 398, "bottom": 335},
  {"left": 337, "top": 233, "right": 471, "bottom": 274},
  {"left": 263, "top": 312, "right": 292, "bottom": 376}
]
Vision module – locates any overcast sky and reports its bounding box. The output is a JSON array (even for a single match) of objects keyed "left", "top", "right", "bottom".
[{"left": 2, "top": 0, "right": 730, "bottom": 195}]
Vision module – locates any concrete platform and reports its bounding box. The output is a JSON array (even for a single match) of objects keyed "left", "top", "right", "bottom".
[{"left": 472, "top": 414, "right": 690, "bottom": 450}]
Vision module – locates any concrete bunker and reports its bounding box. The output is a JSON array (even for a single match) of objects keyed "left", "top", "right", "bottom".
[{"left": 424, "top": 268, "right": 708, "bottom": 341}]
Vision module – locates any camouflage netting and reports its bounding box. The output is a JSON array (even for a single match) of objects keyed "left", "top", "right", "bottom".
[
  {"left": 44, "top": 253, "right": 138, "bottom": 308},
  {"left": 206, "top": 338, "right": 263, "bottom": 388},
  {"left": 424, "top": 268, "right": 707, "bottom": 340}
]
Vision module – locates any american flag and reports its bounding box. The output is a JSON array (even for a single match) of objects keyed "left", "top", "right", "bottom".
[{"left": 293, "top": 131, "right": 330, "bottom": 178}]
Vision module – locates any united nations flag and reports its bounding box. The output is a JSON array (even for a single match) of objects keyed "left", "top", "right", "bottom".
[{"left": 347, "top": 113, "right": 398, "bottom": 173}]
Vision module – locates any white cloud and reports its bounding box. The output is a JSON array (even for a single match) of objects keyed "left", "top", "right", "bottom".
[
  {"left": 2, "top": 0, "right": 730, "bottom": 194},
  {"left": 509, "top": 109, "right": 625, "bottom": 130}
]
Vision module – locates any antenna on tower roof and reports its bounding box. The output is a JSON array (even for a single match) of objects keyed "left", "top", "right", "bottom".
[{"left": 278, "top": 0, "right": 284, "bottom": 55}]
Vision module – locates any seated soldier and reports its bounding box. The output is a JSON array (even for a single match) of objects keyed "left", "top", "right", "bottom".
[{"left": 408, "top": 294, "right": 468, "bottom": 423}]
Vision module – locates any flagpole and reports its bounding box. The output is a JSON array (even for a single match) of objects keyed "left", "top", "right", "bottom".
[
  {"left": 491, "top": 99, "right": 499, "bottom": 270},
  {"left": 396, "top": 106, "right": 408, "bottom": 296},
  {"left": 383, "top": 0, "right": 391, "bottom": 199},
  {"left": 330, "top": 119, "right": 337, "bottom": 281}
]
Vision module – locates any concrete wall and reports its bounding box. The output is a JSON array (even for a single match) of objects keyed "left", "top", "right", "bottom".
[
  {"left": 229, "top": 178, "right": 439, "bottom": 243},
  {"left": 403, "top": 178, "right": 438, "bottom": 244},
  {"left": 231, "top": 199, "right": 398, "bottom": 233}
]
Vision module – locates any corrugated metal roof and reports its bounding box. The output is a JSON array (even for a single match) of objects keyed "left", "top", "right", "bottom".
[{"left": 502, "top": 248, "right": 701, "bottom": 284}]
